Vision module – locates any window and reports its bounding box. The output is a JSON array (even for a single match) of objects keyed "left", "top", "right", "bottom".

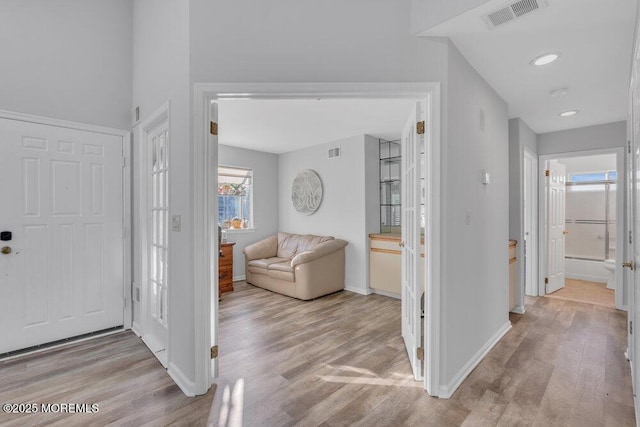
[{"left": 218, "top": 166, "right": 253, "bottom": 230}]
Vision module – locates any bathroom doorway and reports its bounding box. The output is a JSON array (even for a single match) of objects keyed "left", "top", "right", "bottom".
[{"left": 539, "top": 149, "right": 625, "bottom": 309}]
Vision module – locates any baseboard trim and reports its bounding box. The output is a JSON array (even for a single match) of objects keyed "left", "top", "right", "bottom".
[
  {"left": 232, "top": 275, "right": 246, "bottom": 282},
  {"left": 438, "top": 321, "right": 512, "bottom": 399},
  {"left": 565, "top": 273, "right": 607, "bottom": 284},
  {"left": 510, "top": 305, "right": 525, "bottom": 315},
  {"left": 371, "top": 289, "right": 401, "bottom": 300},
  {"left": 131, "top": 322, "right": 142, "bottom": 337},
  {"left": 168, "top": 362, "right": 196, "bottom": 397},
  {"left": 344, "top": 286, "right": 372, "bottom": 296}
]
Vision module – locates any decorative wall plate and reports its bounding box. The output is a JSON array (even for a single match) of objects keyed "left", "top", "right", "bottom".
[{"left": 291, "top": 169, "right": 323, "bottom": 215}]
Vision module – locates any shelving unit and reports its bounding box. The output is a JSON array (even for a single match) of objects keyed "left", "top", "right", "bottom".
[{"left": 379, "top": 139, "right": 401, "bottom": 234}]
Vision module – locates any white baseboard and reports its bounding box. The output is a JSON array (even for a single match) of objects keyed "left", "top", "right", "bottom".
[
  {"left": 566, "top": 273, "right": 607, "bottom": 283},
  {"left": 344, "top": 285, "right": 372, "bottom": 296},
  {"left": 168, "top": 362, "right": 196, "bottom": 397},
  {"left": 233, "top": 275, "right": 246, "bottom": 282},
  {"left": 438, "top": 321, "right": 512, "bottom": 399},
  {"left": 131, "top": 322, "right": 142, "bottom": 337},
  {"left": 510, "top": 305, "right": 525, "bottom": 314},
  {"left": 371, "top": 289, "right": 401, "bottom": 300}
]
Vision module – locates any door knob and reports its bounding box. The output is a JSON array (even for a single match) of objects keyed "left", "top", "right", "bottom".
[
  {"left": 399, "top": 241, "right": 405, "bottom": 248},
  {"left": 623, "top": 261, "right": 634, "bottom": 270},
  {"left": 1, "top": 246, "right": 11, "bottom": 255},
  {"left": 563, "top": 230, "right": 569, "bottom": 235}
]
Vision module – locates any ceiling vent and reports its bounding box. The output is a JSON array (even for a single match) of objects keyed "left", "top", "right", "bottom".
[
  {"left": 483, "top": 0, "right": 548, "bottom": 30},
  {"left": 328, "top": 147, "right": 341, "bottom": 158}
]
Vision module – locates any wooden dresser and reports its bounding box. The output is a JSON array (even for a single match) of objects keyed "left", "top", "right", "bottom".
[{"left": 219, "top": 242, "right": 235, "bottom": 294}]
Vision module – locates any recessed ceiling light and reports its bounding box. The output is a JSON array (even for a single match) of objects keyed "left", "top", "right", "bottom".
[
  {"left": 550, "top": 88, "right": 569, "bottom": 98},
  {"left": 530, "top": 52, "right": 560, "bottom": 66},
  {"left": 559, "top": 110, "right": 579, "bottom": 117}
]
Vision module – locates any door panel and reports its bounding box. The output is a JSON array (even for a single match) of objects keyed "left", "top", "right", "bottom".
[
  {"left": 547, "top": 161, "right": 566, "bottom": 294},
  {"left": 0, "top": 118, "right": 124, "bottom": 354},
  {"left": 401, "top": 102, "right": 423, "bottom": 380}
]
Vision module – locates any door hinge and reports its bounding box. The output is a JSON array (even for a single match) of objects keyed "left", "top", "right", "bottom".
[
  {"left": 417, "top": 347, "right": 424, "bottom": 361},
  {"left": 122, "top": 157, "right": 126, "bottom": 168},
  {"left": 416, "top": 121, "right": 425, "bottom": 135},
  {"left": 631, "top": 321, "right": 633, "bottom": 335},
  {"left": 630, "top": 230, "right": 633, "bottom": 244},
  {"left": 545, "top": 170, "right": 550, "bottom": 177},
  {"left": 544, "top": 277, "right": 549, "bottom": 284},
  {"left": 629, "top": 140, "right": 632, "bottom": 154},
  {"left": 210, "top": 345, "right": 218, "bottom": 359},
  {"left": 210, "top": 121, "right": 218, "bottom": 136}
]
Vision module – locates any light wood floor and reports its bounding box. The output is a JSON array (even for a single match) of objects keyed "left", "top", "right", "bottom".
[
  {"left": 546, "top": 278, "right": 615, "bottom": 308},
  {"left": 0, "top": 281, "right": 634, "bottom": 426}
]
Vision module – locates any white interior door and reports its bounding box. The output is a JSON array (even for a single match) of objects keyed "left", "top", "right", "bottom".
[
  {"left": 142, "top": 121, "right": 170, "bottom": 367},
  {"left": 401, "top": 102, "right": 423, "bottom": 380},
  {"left": 0, "top": 117, "right": 124, "bottom": 354},
  {"left": 626, "top": 93, "right": 636, "bottom": 393},
  {"left": 630, "top": 88, "right": 640, "bottom": 399},
  {"left": 546, "top": 161, "right": 566, "bottom": 294},
  {"left": 523, "top": 151, "right": 535, "bottom": 296}
]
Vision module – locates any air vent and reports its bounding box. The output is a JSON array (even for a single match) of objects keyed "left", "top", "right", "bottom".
[
  {"left": 483, "top": 0, "right": 547, "bottom": 30},
  {"left": 328, "top": 147, "right": 341, "bottom": 158}
]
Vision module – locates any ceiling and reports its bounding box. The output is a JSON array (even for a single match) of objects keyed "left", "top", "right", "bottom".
[
  {"left": 218, "top": 99, "right": 416, "bottom": 154},
  {"left": 419, "top": 0, "right": 637, "bottom": 134}
]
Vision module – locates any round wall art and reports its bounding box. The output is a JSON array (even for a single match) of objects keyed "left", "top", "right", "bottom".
[{"left": 291, "top": 169, "right": 323, "bottom": 215}]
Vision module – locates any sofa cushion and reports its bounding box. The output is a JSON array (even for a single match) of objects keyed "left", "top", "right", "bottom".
[
  {"left": 248, "top": 266, "right": 268, "bottom": 275},
  {"left": 267, "top": 269, "right": 295, "bottom": 282},
  {"left": 268, "top": 261, "right": 293, "bottom": 273},
  {"left": 277, "top": 232, "right": 334, "bottom": 259},
  {"left": 248, "top": 257, "right": 290, "bottom": 269}
]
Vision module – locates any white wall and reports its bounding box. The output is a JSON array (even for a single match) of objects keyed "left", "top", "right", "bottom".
[
  {"left": 0, "top": 0, "right": 132, "bottom": 129},
  {"left": 538, "top": 121, "right": 627, "bottom": 155},
  {"left": 218, "top": 145, "right": 279, "bottom": 279},
  {"left": 132, "top": 0, "right": 193, "bottom": 383},
  {"left": 558, "top": 154, "right": 617, "bottom": 174},
  {"left": 279, "top": 135, "right": 375, "bottom": 292},
  {"left": 442, "top": 40, "right": 510, "bottom": 387}
]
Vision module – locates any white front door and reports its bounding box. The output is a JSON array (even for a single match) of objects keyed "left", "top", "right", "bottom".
[
  {"left": 140, "top": 114, "right": 170, "bottom": 367},
  {"left": 0, "top": 117, "right": 124, "bottom": 354},
  {"left": 546, "top": 161, "right": 566, "bottom": 294},
  {"left": 401, "top": 102, "right": 423, "bottom": 380}
]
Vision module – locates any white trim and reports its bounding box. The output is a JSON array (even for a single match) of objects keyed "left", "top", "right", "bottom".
[
  {"left": 168, "top": 362, "right": 196, "bottom": 397},
  {"left": 438, "top": 321, "right": 512, "bottom": 399},
  {"left": 132, "top": 322, "right": 143, "bottom": 337},
  {"left": 371, "top": 289, "right": 401, "bottom": 299},
  {"left": 523, "top": 148, "right": 538, "bottom": 299},
  {"left": 224, "top": 228, "right": 256, "bottom": 235},
  {"left": 232, "top": 275, "right": 246, "bottom": 282},
  {"left": 344, "top": 286, "right": 372, "bottom": 296},
  {"left": 193, "top": 82, "right": 442, "bottom": 397},
  {"left": 123, "top": 133, "right": 133, "bottom": 330},
  {"left": 565, "top": 273, "right": 607, "bottom": 283},
  {"left": 538, "top": 147, "right": 626, "bottom": 310},
  {"left": 511, "top": 305, "right": 525, "bottom": 315},
  {"left": 0, "top": 109, "right": 129, "bottom": 137}
]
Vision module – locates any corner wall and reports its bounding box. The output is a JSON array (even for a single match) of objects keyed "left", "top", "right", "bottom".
[
  {"left": 218, "top": 145, "right": 279, "bottom": 279},
  {"left": 441, "top": 40, "right": 510, "bottom": 392},
  {"left": 278, "top": 135, "right": 378, "bottom": 293}
]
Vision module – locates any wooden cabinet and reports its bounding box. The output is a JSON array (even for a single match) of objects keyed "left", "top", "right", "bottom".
[
  {"left": 219, "top": 242, "right": 235, "bottom": 294},
  {"left": 509, "top": 240, "right": 517, "bottom": 311}
]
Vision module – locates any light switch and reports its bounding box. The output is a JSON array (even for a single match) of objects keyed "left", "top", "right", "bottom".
[
  {"left": 172, "top": 215, "right": 181, "bottom": 232},
  {"left": 482, "top": 169, "right": 491, "bottom": 185}
]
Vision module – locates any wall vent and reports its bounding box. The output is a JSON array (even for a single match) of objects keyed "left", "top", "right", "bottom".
[
  {"left": 483, "top": 0, "right": 547, "bottom": 30},
  {"left": 328, "top": 147, "right": 341, "bottom": 158}
]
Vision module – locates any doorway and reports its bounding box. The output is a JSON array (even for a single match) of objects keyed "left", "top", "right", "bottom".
[
  {"left": 539, "top": 150, "right": 625, "bottom": 309},
  {"left": 192, "top": 83, "right": 442, "bottom": 396}
]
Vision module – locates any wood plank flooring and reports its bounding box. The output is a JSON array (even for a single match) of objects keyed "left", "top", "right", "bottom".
[
  {"left": 0, "top": 281, "right": 635, "bottom": 426},
  {"left": 546, "top": 278, "right": 615, "bottom": 308}
]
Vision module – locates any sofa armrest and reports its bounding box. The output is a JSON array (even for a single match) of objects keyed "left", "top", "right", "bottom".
[
  {"left": 243, "top": 235, "right": 278, "bottom": 260},
  {"left": 291, "top": 239, "right": 348, "bottom": 267}
]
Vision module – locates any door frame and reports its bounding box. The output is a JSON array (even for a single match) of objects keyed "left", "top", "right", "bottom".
[
  {"left": 523, "top": 148, "right": 538, "bottom": 300},
  {"left": 192, "top": 82, "right": 442, "bottom": 396},
  {"left": 538, "top": 148, "right": 626, "bottom": 310},
  {"left": 135, "top": 102, "right": 171, "bottom": 364},
  {"left": 0, "top": 109, "right": 133, "bottom": 329}
]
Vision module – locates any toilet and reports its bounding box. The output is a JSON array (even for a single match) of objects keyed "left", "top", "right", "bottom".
[{"left": 603, "top": 259, "right": 616, "bottom": 290}]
